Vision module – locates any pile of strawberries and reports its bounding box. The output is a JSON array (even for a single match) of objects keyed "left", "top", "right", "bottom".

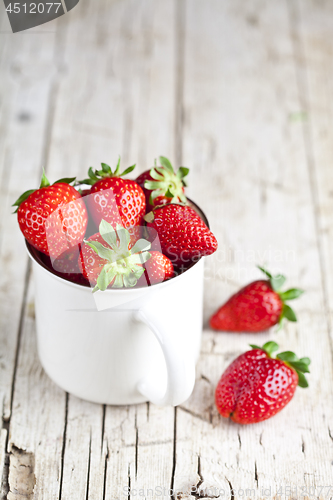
[
  {"left": 13, "top": 156, "right": 218, "bottom": 290},
  {"left": 13, "top": 158, "right": 310, "bottom": 426}
]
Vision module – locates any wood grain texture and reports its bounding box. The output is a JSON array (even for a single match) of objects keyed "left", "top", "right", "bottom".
[
  {"left": 293, "top": 0, "right": 333, "bottom": 331},
  {"left": 1, "top": 0, "right": 333, "bottom": 498},
  {"left": 7, "top": 279, "right": 66, "bottom": 500},
  {"left": 0, "top": 11, "right": 66, "bottom": 499},
  {"left": 176, "top": 0, "right": 333, "bottom": 496},
  {"left": 0, "top": 21, "right": 58, "bottom": 423},
  {"left": 47, "top": 0, "right": 177, "bottom": 178}
]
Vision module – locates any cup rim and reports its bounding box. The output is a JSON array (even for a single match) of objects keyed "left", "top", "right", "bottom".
[{"left": 26, "top": 198, "right": 209, "bottom": 293}]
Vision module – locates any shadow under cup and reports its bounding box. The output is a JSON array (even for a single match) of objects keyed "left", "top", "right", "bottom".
[{"left": 26, "top": 199, "right": 209, "bottom": 406}]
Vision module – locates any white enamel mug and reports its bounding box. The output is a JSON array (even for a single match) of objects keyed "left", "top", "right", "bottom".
[{"left": 27, "top": 240, "right": 205, "bottom": 407}]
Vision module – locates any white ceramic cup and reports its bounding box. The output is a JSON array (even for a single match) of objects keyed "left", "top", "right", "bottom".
[{"left": 27, "top": 225, "right": 206, "bottom": 407}]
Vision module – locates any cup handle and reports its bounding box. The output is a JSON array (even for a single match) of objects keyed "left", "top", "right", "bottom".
[{"left": 134, "top": 305, "right": 196, "bottom": 406}]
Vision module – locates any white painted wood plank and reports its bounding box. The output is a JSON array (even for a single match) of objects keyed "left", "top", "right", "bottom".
[
  {"left": 102, "top": 404, "right": 137, "bottom": 499},
  {"left": 129, "top": 403, "right": 175, "bottom": 498},
  {"left": 289, "top": 0, "right": 333, "bottom": 489},
  {"left": 174, "top": 0, "right": 333, "bottom": 497},
  {"left": 0, "top": 17, "right": 66, "bottom": 500},
  {"left": 103, "top": 403, "right": 176, "bottom": 499},
  {"left": 8, "top": 279, "right": 66, "bottom": 500},
  {"left": 47, "top": 0, "right": 177, "bottom": 179},
  {"left": 59, "top": 397, "right": 105, "bottom": 500},
  {"left": 0, "top": 20, "right": 58, "bottom": 419},
  {"left": 295, "top": 0, "right": 333, "bottom": 329}
]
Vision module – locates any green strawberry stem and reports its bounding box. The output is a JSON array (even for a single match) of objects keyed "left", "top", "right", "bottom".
[
  {"left": 12, "top": 169, "right": 76, "bottom": 213},
  {"left": 40, "top": 169, "right": 50, "bottom": 188},
  {"left": 144, "top": 156, "right": 189, "bottom": 205},
  {"left": 249, "top": 342, "right": 310, "bottom": 388},
  {"left": 79, "top": 157, "right": 136, "bottom": 186},
  {"left": 257, "top": 265, "right": 304, "bottom": 329},
  {"left": 85, "top": 220, "right": 151, "bottom": 292}
]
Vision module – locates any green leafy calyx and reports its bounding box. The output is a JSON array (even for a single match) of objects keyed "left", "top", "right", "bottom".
[
  {"left": 250, "top": 342, "right": 310, "bottom": 388},
  {"left": 257, "top": 265, "right": 304, "bottom": 329},
  {"left": 12, "top": 169, "right": 76, "bottom": 213},
  {"left": 79, "top": 157, "right": 136, "bottom": 186},
  {"left": 144, "top": 156, "right": 189, "bottom": 205},
  {"left": 250, "top": 341, "right": 279, "bottom": 357},
  {"left": 85, "top": 220, "right": 151, "bottom": 292}
]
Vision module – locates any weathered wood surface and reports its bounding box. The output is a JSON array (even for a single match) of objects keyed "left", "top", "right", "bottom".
[{"left": 1, "top": 0, "right": 333, "bottom": 499}]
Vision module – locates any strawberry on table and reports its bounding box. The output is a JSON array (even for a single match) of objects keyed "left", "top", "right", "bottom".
[
  {"left": 210, "top": 266, "right": 304, "bottom": 332},
  {"left": 79, "top": 159, "right": 146, "bottom": 229},
  {"left": 144, "top": 204, "right": 218, "bottom": 267},
  {"left": 79, "top": 220, "right": 152, "bottom": 292},
  {"left": 215, "top": 341, "right": 310, "bottom": 424},
  {"left": 136, "top": 156, "right": 189, "bottom": 210},
  {"left": 13, "top": 170, "right": 88, "bottom": 260}
]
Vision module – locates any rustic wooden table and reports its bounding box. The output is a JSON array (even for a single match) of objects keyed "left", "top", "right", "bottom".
[{"left": 1, "top": 0, "right": 333, "bottom": 498}]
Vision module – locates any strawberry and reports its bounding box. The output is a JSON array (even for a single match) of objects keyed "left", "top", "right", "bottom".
[
  {"left": 215, "top": 341, "right": 310, "bottom": 424},
  {"left": 144, "top": 204, "right": 218, "bottom": 267},
  {"left": 137, "top": 251, "right": 174, "bottom": 287},
  {"left": 210, "top": 266, "right": 304, "bottom": 332},
  {"left": 79, "top": 220, "right": 151, "bottom": 291},
  {"left": 79, "top": 159, "right": 146, "bottom": 229},
  {"left": 13, "top": 171, "right": 88, "bottom": 260},
  {"left": 136, "top": 156, "right": 189, "bottom": 210}
]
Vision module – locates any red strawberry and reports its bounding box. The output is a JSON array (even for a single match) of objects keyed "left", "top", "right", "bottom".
[
  {"left": 210, "top": 266, "right": 304, "bottom": 332},
  {"left": 13, "top": 171, "right": 88, "bottom": 260},
  {"left": 136, "top": 156, "right": 189, "bottom": 210},
  {"left": 145, "top": 204, "right": 218, "bottom": 267},
  {"left": 79, "top": 220, "right": 151, "bottom": 291},
  {"left": 215, "top": 341, "right": 310, "bottom": 424},
  {"left": 79, "top": 159, "right": 146, "bottom": 230},
  {"left": 137, "top": 251, "right": 174, "bottom": 287}
]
